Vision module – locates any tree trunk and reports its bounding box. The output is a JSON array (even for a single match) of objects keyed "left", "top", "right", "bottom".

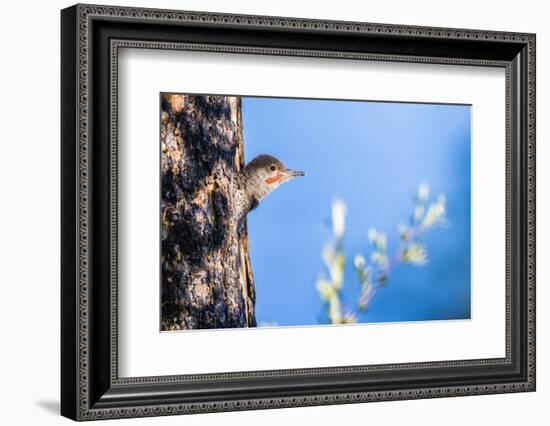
[{"left": 160, "top": 94, "right": 256, "bottom": 330}]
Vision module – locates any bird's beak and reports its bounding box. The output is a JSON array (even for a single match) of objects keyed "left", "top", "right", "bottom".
[
  {"left": 278, "top": 168, "right": 305, "bottom": 184},
  {"left": 286, "top": 169, "right": 306, "bottom": 178}
]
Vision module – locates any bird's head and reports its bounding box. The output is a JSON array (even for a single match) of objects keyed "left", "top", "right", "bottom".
[{"left": 243, "top": 154, "right": 305, "bottom": 199}]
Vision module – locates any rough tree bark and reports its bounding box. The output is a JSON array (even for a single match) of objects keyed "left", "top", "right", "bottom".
[{"left": 160, "top": 94, "right": 256, "bottom": 330}]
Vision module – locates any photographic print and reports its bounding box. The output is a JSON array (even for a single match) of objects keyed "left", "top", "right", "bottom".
[
  {"left": 61, "top": 7, "right": 536, "bottom": 418},
  {"left": 160, "top": 94, "right": 471, "bottom": 331}
]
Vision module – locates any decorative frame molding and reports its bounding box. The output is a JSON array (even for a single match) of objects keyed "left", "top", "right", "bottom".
[{"left": 61, "top": 3, "right": 535, "bottom": 421}]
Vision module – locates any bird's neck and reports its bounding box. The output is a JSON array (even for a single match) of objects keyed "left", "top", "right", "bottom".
[{"left": 237, "top": 169, "right": 272, "bottom": 202}]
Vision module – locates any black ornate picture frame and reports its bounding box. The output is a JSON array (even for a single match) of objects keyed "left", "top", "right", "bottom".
[{"left": 61, "top": 3, "right": 536, "bottom": 421}]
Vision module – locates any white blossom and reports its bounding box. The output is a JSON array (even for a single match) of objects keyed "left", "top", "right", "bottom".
[
  {"left": 331, "top": 199, "right": 346, "bottom": 241},
  {"left": 417, "top": 183, "right": 430, "bottom": 202}
]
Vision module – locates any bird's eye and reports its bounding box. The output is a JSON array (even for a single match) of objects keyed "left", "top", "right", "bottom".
[{"left": 270, "top": 165, "right": 277, "bottom": 172}]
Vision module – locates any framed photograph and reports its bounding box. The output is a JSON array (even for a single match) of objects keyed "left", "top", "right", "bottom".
[{"left": 61, "top": 4, "right": 536, "bottom": 421}]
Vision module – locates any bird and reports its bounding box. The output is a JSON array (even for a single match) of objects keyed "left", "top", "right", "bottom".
[{"left": 235, "top": 154, "right": 305, "bottom": 228}]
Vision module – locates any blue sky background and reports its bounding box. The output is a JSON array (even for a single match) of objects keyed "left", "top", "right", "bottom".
[{"left": 241, "top": 97, "right": 471, "bottom": 327}]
